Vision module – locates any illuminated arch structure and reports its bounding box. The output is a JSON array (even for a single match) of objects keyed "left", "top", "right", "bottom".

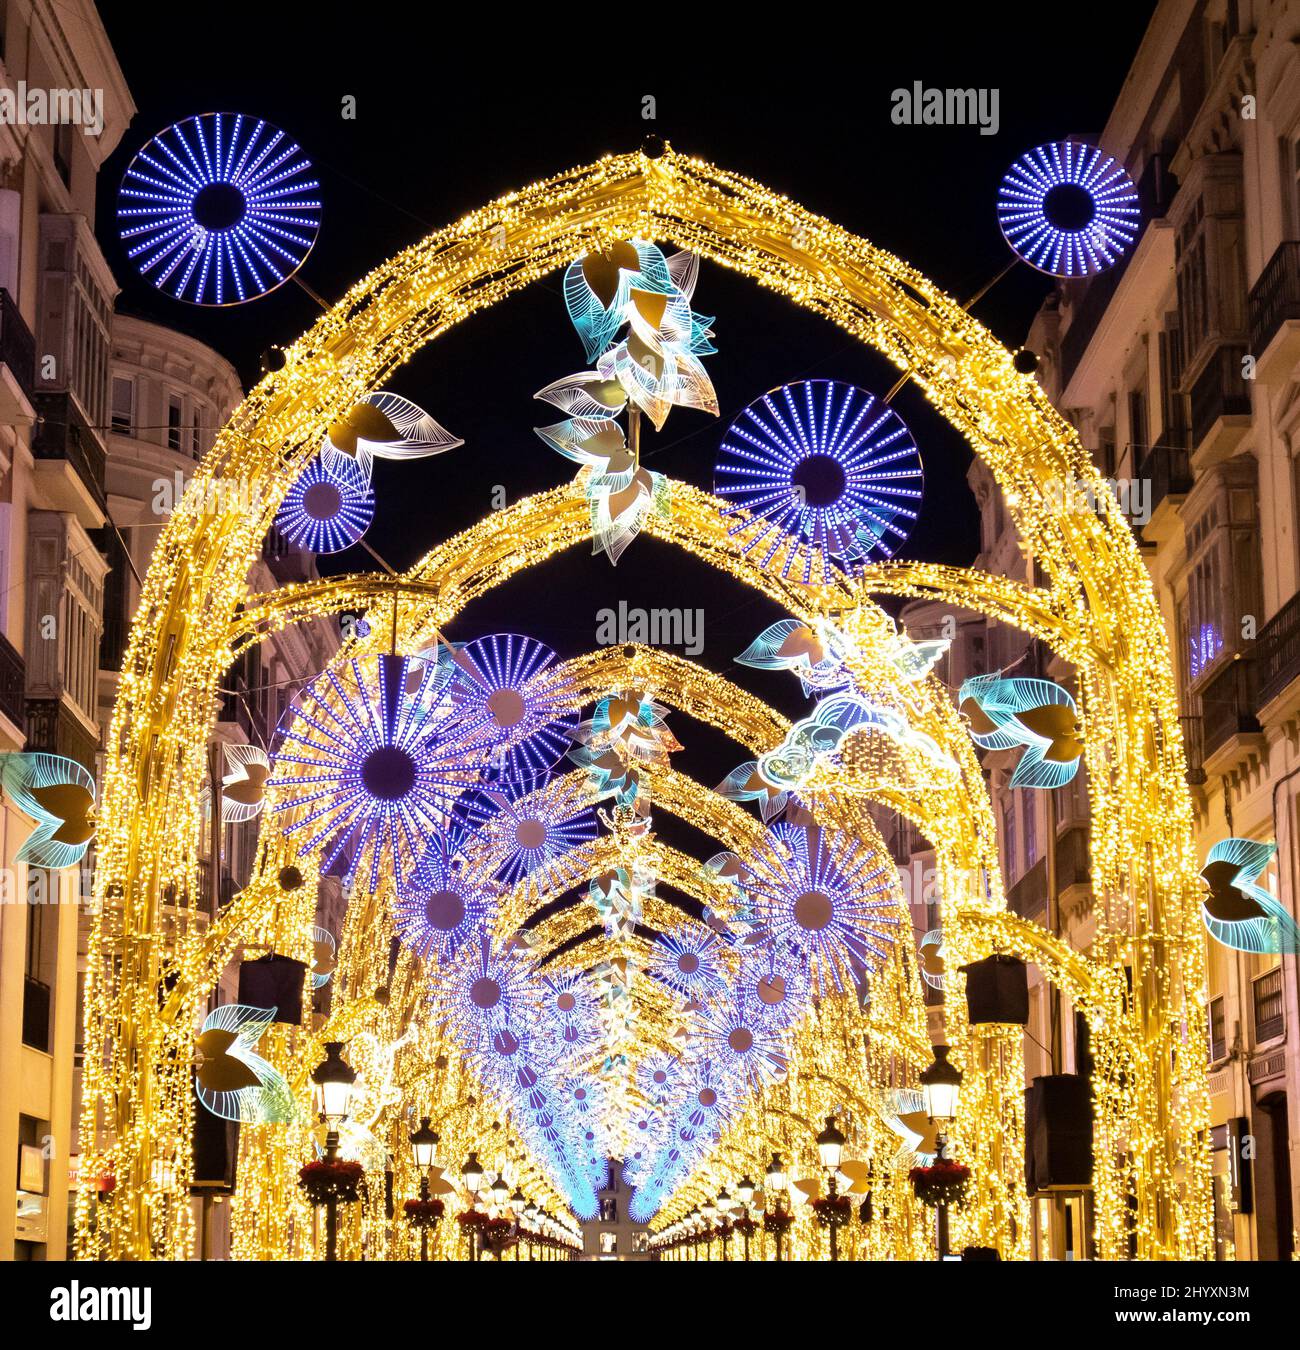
[{"left": 77, "top": 146, "right": 1211, "bottom": 1261}]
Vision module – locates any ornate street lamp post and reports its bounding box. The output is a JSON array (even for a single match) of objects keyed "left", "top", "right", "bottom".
[
  {"left": 921, "top": 1045, "right": 964, "bottom": 1259},
  {"left": 736, "top": 1175, "right": 756, "bottom": 1260},
  {"left": 408, "top": 1117, "right": 439, "bottom": 1262},
  {"left": 461, "top": 1151, "right": 483, "bottom": 1260},
  {"left": 310, "top": 1042, "right": 357, "bottom": 1263},
  {"left": 816, "top": 1115, "right": 848, "bottom": 1261},
  {"left": 765, "top": 1153, "right": 789, "bottom": 1262}
]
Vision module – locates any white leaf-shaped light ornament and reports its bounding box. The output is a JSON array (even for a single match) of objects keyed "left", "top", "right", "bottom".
[
  {"left": 309, "top": 926, "right": 337, "bottom": 990},
  {"left": 220, "top": 743, "right": 271, "bottom": 822},
  {"left": 736, "top": 618, "right": 851, "bottom": 696},
  {"left": 1, "top": 752, "right": 96, "bottom": 869},
  {"left": 716, "top": 760, "right": 792, "bottom": 824},
  {"left": 587, "top": 465, "right": 671, "bottom": 565},
  {"left": 322, "top": 391, "right": 462, "bottom": 478},
  {"left": 576, "top": 689, "right": 682, "bottom": 768},
  {"left": 882, "top": 1088, "right": 940, "bottom": 1166},
  {"left": 958, "top": 672, "right": 1083, "bottom": 789},
  {"left": 195, "top": 1004, "right": 294, "bottom": 1123},
  {"left": 918, "top": 927, "right": 945, "bottom": 990},
  {"left": 1200, "top": 837, "right": 1299, "bottom": 954}
]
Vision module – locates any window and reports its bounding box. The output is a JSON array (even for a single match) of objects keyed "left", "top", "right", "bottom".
[
  {"left": 1208, "top": 995, "right": 1226, "bottom": 1061},
  {"left": 167, "top": 395, "right": 183, "bottom": 451},
  {"left": 1252, "top": 968, "right": 1284, "bottom": 1043},
  {"left": 599, "top": 1197, "right": 617, "bottom": 1222},
  {"left": 111, "top": 377, "right": 134, "bottom": 434},
  {"left": 54, "top": 121, "right": 73, "bottom": 186},
  {"left": 1128, "top": 384, "right": 1149, "bottom": 457},
  {"left": 1022, "top": 792, "right": 1038, "bottom": 868}
]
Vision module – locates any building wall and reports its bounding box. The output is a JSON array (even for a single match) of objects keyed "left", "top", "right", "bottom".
[{"left": 886, "top": 0, "right": 1300, "bottom": 1260}]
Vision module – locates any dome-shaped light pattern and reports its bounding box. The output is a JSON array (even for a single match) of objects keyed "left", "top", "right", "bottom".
[
  {"left": 744, "top": 823, "right": 900, "bottom": 993},
  {"left": 270, "top": 653, "right": 486, "bottom": 890},
  {"left": 694, "top": 993, "right": 789, "bottom": 1087},
  {"left": 442, "top": 633, "right": 579, "bottom": 781},
  {"left": 647, "top": 928, "right": 729, "bottom": 999},
  {"left": 275, "top": 452, "right": 375, "bottom": 554},
  {"left": 736, "top": 939, "right": 811, "bottom": 1030},
  {"left": 393, "top": 830, "right": 492, "bottom": 963},
  {"left": 715, "top": 379, "right": 923, "bottom": 583},
  {"left": 118, "top": 112, "right": 321, "bottom": 305},
  {"left": 469, "top": 774, "right": 598, "bottom": 894},
  {"left": 997, "top": 140, "right": 1139, "bottom": 278}
]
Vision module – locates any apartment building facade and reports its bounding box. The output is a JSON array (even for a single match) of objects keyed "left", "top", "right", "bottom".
[
  {"left": 0, "top": 0, "right": 339, "bottom": 1259},
  {"left": 888, "top": 0, "right": 1300, "bottom": 1260}
]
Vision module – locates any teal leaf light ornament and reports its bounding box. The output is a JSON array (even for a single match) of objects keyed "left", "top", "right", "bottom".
[
  {"left": 958, "top": 672, "right": 1084, "bottom": 789},
  {"left": 1200, "top": 838, "right": 1299, "bottom": 954},
  {"left": 195, "top": 1004, "right": 295, "bottom": 1123},
  {"left": 322, "top": 390, "right": 462, "bottom": 479},
  {"left": 1, "top": 752, "right": 96, "bottom": 869}
]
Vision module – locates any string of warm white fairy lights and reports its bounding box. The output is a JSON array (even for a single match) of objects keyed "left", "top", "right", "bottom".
[{"left": 78, "top": 145, "right": 1210, "bottom": 1261}]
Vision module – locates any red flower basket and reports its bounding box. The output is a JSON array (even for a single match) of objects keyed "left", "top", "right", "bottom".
[
  {"left": 404, "top": 1197, "right": 444, "bottom": 1230},
  {"left": 480, "top": 1217, "right": 517, "bottom": 1254},
  {"left": 732, "top": 1215, "right": 757, "bottom": 1237},
  {"left": 456, "top": 1208, "right": 487, "bottom": 1230},
  {"left": 763, "top": 1208, "right": 794, "bottom": 1236},
  {"left": 298, "top": 1159, "right": 364, "bottom": 1206},
  {"left": 908, "top": 1160, "right": 970, "bottom": 1207},
  {"left": 811, "top": 1194, "right": 853, "bottom": 1228}
]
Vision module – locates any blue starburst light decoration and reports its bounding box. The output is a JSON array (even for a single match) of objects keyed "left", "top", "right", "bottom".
[
  {"left": 743, "top": 823, "right": 900, "bottom": 991},
  {"left": 118, "top": 112, "right": 321, "bottom": 305},
  {"left": 270, "top": 653, "right": 486, "bottom": 889},
  {"left": 275, "top": 453, "right": 375, "bottom": 554},
  {"left": 997, "top": 140, "right": 1139, "bottom": 278},
  {"left": 715, "top": 379, "right": 923, "bottom": 582},
  {"left": 439, "top": 633, "right": 579, "bottom": 780}
]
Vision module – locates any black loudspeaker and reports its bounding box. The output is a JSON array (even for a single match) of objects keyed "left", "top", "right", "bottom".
[
  {"left": 960, "top": 955, "right": 1029, "bottom": 1025},
  {"left": 191, "top": 1098, "right": 239, "bottom": 1196},
  {"left": 1024, "top": 1074, "right": 1093, "bottom": 1193},
  {"left": 961, "top": 1245, "right": 1001, "bottom": 1261},
  {"left": 237, "top": 953, "right": 307, "bottom": 1024}
]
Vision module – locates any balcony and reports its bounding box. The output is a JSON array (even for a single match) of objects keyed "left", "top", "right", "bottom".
[
  {"left": 1252, "top": 589, "right": 1300, "bottom": 715},
  {"left": 1249, "top": 241, "right": 1300, "bottom": 384},
  {"left": 1136, "top": 436, "right": 1192, "bottom": 544},
  {"left": 1004, "top": 823, "right": 1090, "bottom": 922},
  {"left": 31, "top": 392, "right": 107, "bottom": 528},
  {"left": 1199, "top": 655, "right": 1262, "bottom": 769},
  {"left": 0, "top": 287, "right": 36, "bottom": 424},
  {"left": 0, "top": 628, "right": 26, "bottom": 737},
  {"left": 1187, "top": 343, "right": 1251, "bottom": 467},
  {"left": 1179, "top": 714, "right": 1206, "bottom": 785}
]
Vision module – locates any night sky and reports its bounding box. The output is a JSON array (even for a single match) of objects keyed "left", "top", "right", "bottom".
[{"left": 95, "top": 5, "right": 1157, "bottom": 915}]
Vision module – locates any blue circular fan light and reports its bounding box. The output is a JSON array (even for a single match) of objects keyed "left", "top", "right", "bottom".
[
  {"left": 276, "top": 454, "right": 375, "bottom": 554},
  {"left": 715, "top": 379, "right": 922, "bottom": 582},
  {"left": 119, "top": 112, "right": 321, "bottom": 305},
  {"left": 997, "top": 140, "right": 1139, "bottom": 278}
]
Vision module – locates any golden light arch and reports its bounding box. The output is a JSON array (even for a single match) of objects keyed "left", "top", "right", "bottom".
[{"left": 79, "top": 143, "right": 1210, "bottom": 1261}]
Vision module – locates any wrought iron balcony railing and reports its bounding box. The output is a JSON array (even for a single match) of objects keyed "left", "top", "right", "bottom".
[
  {"left": 0, "top": 286, "right": 36, "bottom": 402},
  {"left": 1248, "top": 240, "right": 1300, "bottom": 358},
  {"left": 0, "top": 628, "right": 26, "bottom": 732},
  {"left": 1188, "top": 343, "right": 1250, "bottom": 449}
]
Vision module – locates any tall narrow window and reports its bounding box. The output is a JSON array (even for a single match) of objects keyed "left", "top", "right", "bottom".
[
  {"left": 167, "top": 394, "right": 182, "bottom": 451},
  {"left": 111, "top": 377, "right": 134, "bottom": 434}
]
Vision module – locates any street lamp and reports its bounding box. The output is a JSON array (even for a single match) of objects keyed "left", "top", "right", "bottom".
[
  {"left": 461, "top": 1151, "right": 483, "bottom": 1260},
  {"left": 310, "top": 1042, "right": 356, "bottom": 1262},
  {"left": 765, "top": 1153, "right": 790, "bottom": 1262},
  {"left": 920, "top": 1045, "right": 963, "bottom": 1126},
  {"left": 736, "top": 1175, "right": 757, "bottom": 1260},
  {"left": 408, "top": 1116, "right": 440, "bottom": 1262},
  {"left": 921, "top": 1044, "right": 964, "bottom": 1259},
  {"left": 490, "top": 1173, "right": 509, "bottom": 1213},
  {"left": 816, "top": 1115, "right": 846, "bottom": 1172},
  {"left": 815, "top": 1116, "right": 849, "bottom": 1261}
]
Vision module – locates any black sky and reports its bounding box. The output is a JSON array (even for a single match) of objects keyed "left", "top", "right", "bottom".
[{"left": 94, "top": 3, "right": 1158, "bottom": 889}]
